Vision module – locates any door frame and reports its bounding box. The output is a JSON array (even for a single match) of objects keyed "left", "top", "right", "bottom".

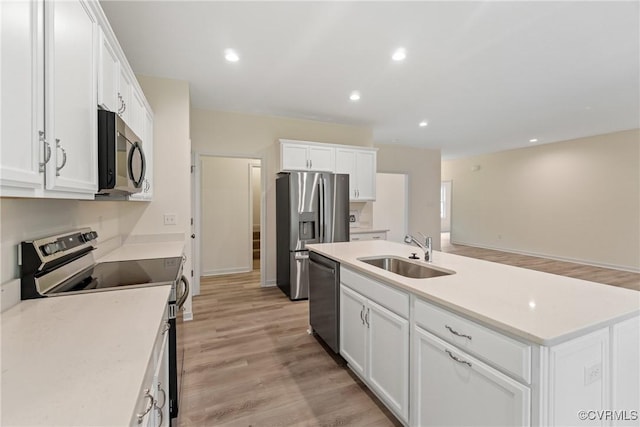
[{"left": 192, "top": 151, "right": 266, "bottom": 294}]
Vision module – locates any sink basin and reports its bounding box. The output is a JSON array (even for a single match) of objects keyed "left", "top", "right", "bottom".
[{"left": 358, "top": 256, "right": 454, "bottom": 279}]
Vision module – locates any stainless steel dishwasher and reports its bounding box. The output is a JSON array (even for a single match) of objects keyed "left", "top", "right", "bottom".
[{"left": 309, "top": 251, "right": 340, "bottom": 353}]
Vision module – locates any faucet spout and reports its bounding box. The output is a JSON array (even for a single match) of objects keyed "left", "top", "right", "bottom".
[{"left": 404, "top": 234, "right": 433, "bottom": 262}]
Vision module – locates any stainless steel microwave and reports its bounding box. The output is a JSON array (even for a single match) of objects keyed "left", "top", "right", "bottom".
[{"left": 97, "top": 110, "right": 145, "bottom": 195}]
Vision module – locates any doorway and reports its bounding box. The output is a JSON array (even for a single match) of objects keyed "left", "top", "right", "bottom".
[{"left": 193, "top": 154, "right": 265, "bottom": 293}]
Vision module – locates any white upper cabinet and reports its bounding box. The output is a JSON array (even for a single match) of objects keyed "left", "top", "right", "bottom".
[
  {"left": 335, "top": 148, "right": 377, "bottom": 201},
  {"left": 97, "top": 28, "right": 119, "bottom": 113},
  {"left": 0, "top": 0, "right": 43, "bottom": 196},
  {"left": 1, "top": 0, "right": 98, "bottom": 198},
  {"left": 280, "top": 140, "right": 335, "bottom": 172},
  {"left": 1, "top": 0, "right": 153, "bottom": 200},
  {"left": 44, "top": 0, "right": 99, "bottom": 195},
  {"left": 130, "top": 89, "right": 145, "bottom": 138},
  {"left": 117, "top": 66, "right": 132, "bottom": 123}
]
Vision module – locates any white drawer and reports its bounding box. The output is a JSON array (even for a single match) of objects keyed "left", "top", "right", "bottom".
[
  {"left": 350, "top": 231, "right": 387, "bottom": 241},
  {"left": 341, "top": 267, "right": 409, "bottom": 318},
  {"left": 414, "top": 298, "right": 531, "bottom": 384}
]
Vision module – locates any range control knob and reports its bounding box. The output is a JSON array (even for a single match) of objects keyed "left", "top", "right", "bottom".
[
  {"left": 41, "top": 242, "right": 59, "bottom": 256},
  {"left": 82, "top": 231, "right": 98, "bottom": 242}
]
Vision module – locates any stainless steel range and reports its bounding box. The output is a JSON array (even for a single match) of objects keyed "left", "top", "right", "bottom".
[{"left": 19, "top": 228, "right": 189, "bottom": 422}]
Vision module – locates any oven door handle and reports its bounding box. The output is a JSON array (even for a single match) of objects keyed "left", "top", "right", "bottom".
[{"left": 176, "top": 275, "right": 190, "bottom": 309}]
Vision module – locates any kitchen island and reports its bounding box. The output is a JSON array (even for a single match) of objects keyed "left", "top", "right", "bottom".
[{"left": 307, "top": 240, "right": 640, "bottom": 427}]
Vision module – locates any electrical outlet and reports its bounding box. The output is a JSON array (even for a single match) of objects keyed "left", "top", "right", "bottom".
[
  {"left": 584, "top": 362, "right": 602, "bottom": 385},
  {"left": 163, "top": 214, "right": 177, "bottom": 226}
]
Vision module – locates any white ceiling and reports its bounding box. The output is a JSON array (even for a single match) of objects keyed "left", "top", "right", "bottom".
[{"left": 100, "top": 1, "right": 639, "bottom": 159}]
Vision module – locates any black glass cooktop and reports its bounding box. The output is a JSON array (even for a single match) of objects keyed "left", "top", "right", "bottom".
[{"left": 52, "top": 257, "right": 182, "bottom": 294}]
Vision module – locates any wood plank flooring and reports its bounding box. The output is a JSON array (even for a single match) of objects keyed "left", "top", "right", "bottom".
[
  {"left": 441, "top": 233, "right": 640, "bottom": 291},
  {"left": 178, "top": 238, "right": 638, "bottom": 426},
  {"left": 177, "top": 268, "right": 401, "bottom": 427}
]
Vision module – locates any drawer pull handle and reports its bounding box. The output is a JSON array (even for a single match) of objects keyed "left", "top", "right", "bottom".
[
  {"left": 445, "top": 349, "right": 472, "bottom": 367},
  {"left": 445, "top": 325, "right": 472, "bottom": 341}
]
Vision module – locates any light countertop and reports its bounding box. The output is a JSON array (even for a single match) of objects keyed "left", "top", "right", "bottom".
[
  {"left": 307, "top": 240, "right": 640, "bottom": 345},
  {"left": 1, "top": 285, "right": 171, "bottom": 426}
]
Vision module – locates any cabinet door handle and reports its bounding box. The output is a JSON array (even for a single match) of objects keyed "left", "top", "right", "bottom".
[
  {"left": 136, "top": 389, "right": 155, "bottom": 423},
  {"left": 55, "top": 139, "right": 67, "bottom": 176},
  {"left": 156, "top": 382, "right": 167, "bottom": 409},
  {"left": 445, "top": 349, "right": 472, "bottom": 367},
  {"left": 39, "top": 131, "right": 52, "bottom": 172},
  {"left": 309, "top": 159, "right": 312, "bottom": 168},
  {"left": 360, "top": 306, "right": 365, "bottom": 324},
  {"left": 155, "top": 405, "right": 164, "bottom": 427},
  {"left": 117, "top": 93, "right": 124, "bottom": 114},
  {"left": 365, "top": 307, "right": 370, "bottom": 328},
  {"left": 445, "top": 325, "right": 472, "bottom": 341}
]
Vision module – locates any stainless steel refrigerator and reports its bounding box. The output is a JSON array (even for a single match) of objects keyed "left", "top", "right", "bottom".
[{"left": 276, "top": 171, "right": 349, "bottom": 300}]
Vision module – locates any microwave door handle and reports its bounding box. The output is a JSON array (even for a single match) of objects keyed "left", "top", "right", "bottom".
[{"left": 128, "top": 141, "right": 146, "bottom": 188}]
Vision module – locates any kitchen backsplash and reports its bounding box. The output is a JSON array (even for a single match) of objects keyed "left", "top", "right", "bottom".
[{"left": 349, "top": 202, "right": 372, "bottom": 228}]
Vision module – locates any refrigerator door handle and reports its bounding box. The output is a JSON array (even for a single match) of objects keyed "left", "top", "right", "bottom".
[{"left": 318, "top": 178, "right": 325, "bottom": 242}]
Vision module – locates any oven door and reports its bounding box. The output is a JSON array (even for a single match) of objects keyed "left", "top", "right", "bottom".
[{"left": 169, "top": 275, "right": 190, "bottom": 421}]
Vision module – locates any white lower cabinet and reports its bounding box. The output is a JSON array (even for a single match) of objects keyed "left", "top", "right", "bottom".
[
  {"left": 340, "top": 277, "right": 409, "bottom": 423},
  {"left": 337, "top": 266, "right": 639, "bottom": 427},
  {"left": 412, "top": 326, "right": 531, "bottom": 426},
  {"left": 132, "top": 314, "right": 170, "bottom": 427}
]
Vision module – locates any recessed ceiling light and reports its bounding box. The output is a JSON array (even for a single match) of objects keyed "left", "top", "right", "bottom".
[
  {"left": 392, "top": 48, "right": 406, "bottom": 61},
  {"left": 349, "top": 91, "right": 361, "bottom": 101},
  {"left": 529, "top": 138, "right": 538, "bottom": 143},
  {"left": 419, "top": 121, "right": 428, "bottom": 127},
  {"left": 224, "top": 49, "right": 239, "bottom": 62}
]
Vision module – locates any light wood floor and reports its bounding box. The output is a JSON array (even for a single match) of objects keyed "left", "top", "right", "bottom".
[
  {"left": 441, "top": 233, "right": 640, "bottom": 291},
  {"left": 177, "top": 268, "right": 401, "bottom": 427},
  {"left": 178, "top": 240, "right": 639, "bottom": 426}
]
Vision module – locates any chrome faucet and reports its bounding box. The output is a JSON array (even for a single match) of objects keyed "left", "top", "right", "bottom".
[{"left": 404, "top": 233, "right": 432, "bottom": 262}]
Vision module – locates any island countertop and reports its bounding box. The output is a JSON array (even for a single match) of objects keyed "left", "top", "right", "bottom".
[{"left": 307, "top": 240, "right": 640, "bottom": 345}]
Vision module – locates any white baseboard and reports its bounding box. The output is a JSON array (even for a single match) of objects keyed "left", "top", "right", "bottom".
[
  {"left": 450, "top": 239, "right": 640, "bottom": 273},
  {"left": 202, "top": 266, "right": 252, "bottom": 276},
  {"left": 263, "top": 278, "right": 277, "bottom": 288}
]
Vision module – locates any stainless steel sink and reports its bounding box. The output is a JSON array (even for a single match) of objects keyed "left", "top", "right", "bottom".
[{"left": 358, "top": 256, "right": 455, "bottom": 279}]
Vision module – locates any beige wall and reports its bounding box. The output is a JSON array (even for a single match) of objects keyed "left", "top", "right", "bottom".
[
  {"left": 375, "top": 144, "right": 442, "bottom": 250},
  {"left": 200, "top": 156, "right": 256, "bottom": 275},
  {"left": 1, "top": 199, "right": 121, "bottom": 285},
  {"left": 191, "top": 108, "right": 373, "bottom": 284},
  {"left": 128, "top": 76, "right": 193, "bottom": 313},
  {"left": 442, "top": 129, "right": 640, "bottom": 271}
]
